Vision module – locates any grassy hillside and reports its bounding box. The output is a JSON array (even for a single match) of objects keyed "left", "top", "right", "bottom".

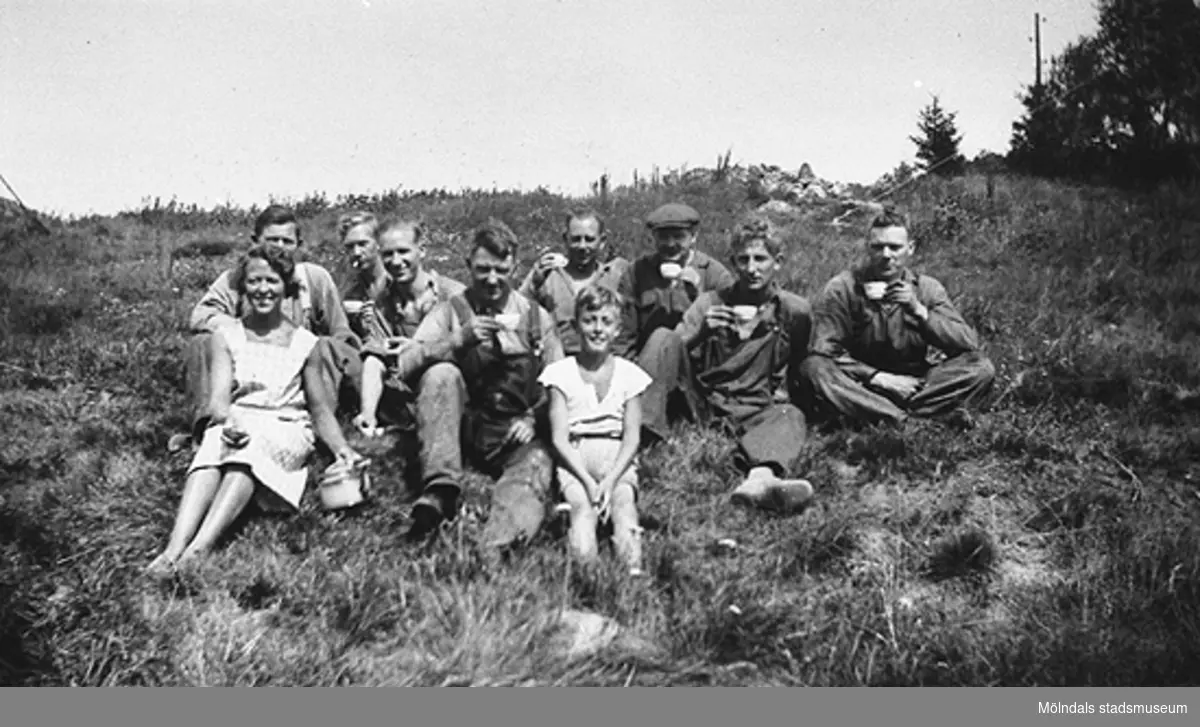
[{"left": 1, "top": 174, "right": 1198, "bottom": 686}]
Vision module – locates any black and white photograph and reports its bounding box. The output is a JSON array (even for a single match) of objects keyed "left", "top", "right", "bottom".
[{"left": 2, "top": 0, "right": 1198, "bottom": 697}]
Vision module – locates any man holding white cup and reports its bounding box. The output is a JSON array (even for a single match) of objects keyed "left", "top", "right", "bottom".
[
  {"left": 677, "top": 216, "right": 816, "bottom": 513},
  {"left": 337, "top": 210, "right": 389, "bottom": 341},
  {"left": 518, "top": 208, "right": 629, "bottom": 355},
  {"left": 616, "top": 202, "right": 735, "bottom": 442},
  {"left": 377, "top": 219, "right": 563, "bottom": 547},
  {"left": 797, "top": 207, "right": 995, "bottom": 427}
]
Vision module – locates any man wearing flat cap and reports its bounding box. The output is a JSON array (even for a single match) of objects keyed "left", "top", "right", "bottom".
[{"left": 616, "top": 202, "right": 735, "bottom": 442}]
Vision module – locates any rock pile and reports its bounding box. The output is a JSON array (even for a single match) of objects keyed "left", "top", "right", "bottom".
[{"left": 747, "top": 162, "right": 848, "bottom": 204}]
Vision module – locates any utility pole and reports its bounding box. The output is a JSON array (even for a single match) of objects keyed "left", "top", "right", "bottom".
[{"left": 1033, "top": 12, "right": 1043, "bottom": 89}]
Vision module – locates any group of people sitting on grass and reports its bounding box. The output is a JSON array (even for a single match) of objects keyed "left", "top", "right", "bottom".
[{"left": 147, "top": 201, "right": 995, "bottom": 578}]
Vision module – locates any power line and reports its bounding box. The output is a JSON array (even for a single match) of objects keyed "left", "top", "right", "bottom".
[{"left": 0, "top": 170, "right": 34, "bottom": 212}]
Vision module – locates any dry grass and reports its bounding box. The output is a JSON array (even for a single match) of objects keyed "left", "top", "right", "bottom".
[{"left": 2, "top": 174, "right": 1199, "bottom": 685}]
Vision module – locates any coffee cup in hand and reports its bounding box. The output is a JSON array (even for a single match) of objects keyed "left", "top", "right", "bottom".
[
  {"left": 731, "top": 305, "right": 758, "bottom": 323},
  {"left": 494, "top": 313, "right": 521, "bottom": 331},
  {"left": 543, "top": 252, "right": 568, "bottom": 269},
  {"left": 863, "top": 281, "right": 888, "bottom": 301},
  {"left": 659, "top": 261, "right": 684, "bottom": 280}
]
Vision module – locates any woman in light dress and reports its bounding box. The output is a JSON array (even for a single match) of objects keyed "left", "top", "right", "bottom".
[{"left": 148, "top": 245, "right": 362, "bottom": 575}]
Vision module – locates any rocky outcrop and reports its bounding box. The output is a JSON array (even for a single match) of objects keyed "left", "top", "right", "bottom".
[{"left": 746, "top": 163, "right": 849, "bottom": 208}]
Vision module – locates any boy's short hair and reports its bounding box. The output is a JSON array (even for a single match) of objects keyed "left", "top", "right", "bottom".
[
  {"left": 377, "top": 217, "right": 426, "bottom": 245},
  {"left": 337, "top": 210, "right": 378, "bottom": 241},
  {"left": 868, "top": 205, "right": 909, "bottom": 231},
  {"left": 729, "top": 215, "right": 784, "bottom": 256},
  {"left": 231, "top": 244, "right": 300, "bottom": 298},
  {"left": 574, "top": 284, "right": 624, "bottom": 320},
  {"left": 564, "top": 207, "right": 606, "bottom": 235},
  {"left": 469, "top": 218, "right": 518, "bottom": 260},
  {"left": 253, "top": 204, "right": 300, "bottom": 242}
]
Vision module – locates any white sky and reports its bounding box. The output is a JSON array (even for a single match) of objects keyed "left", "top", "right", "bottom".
[{"left": 1, "top": 0, "right": 1098, "bottom": 216}]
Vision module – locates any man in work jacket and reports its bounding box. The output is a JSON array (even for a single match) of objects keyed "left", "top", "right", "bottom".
[
  {"left": 383, "top": 219, "right": 564, "bottom": 548},
  {"left": 336, "top": 210, "right": 390, "bottom": 342},
  {"left": 517, "top": 208, "right": 628, "bottom": 356},
  {"left": 797, "top": 207, "right": 995, "bottom": 427},
  {"left": 676, "top": 217, "right": 815, "bottom": 513},
  {"left": 615, "top": 202, "right": 735, "bottom": 443}
]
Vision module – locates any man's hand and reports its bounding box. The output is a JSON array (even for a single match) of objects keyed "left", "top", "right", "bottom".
[
  {"left": 869, "top": 372, "right": 924, "bottom": 401},
  {"left": 886, "top": 280, "right": 928, "bottom": 320},
  {"left": 385, "top": 336, "right": 417, "bottom": 357},
  {"left": 504, "top": 416, "right": 536, "bottom": 447},
  {"left": 530, "top": 251, "right": 566, "bottom": 285},
  {"left": 359, "top": 299, "right": 376, "bottom": 322},
  {"left": 352, "top": 412, "right": 383, "bottom": 438},
  {"left": 703, "top": 305, "right": 736, "bottom": 331},
  {"left": 678, "top": 266, "right": 701, "bottom": 288},
  {"left": 460, "top": 316, "right": 503, "bottom": 347},
  {"left": 772, "top": 385, "right": 790, "bottom": 404}
]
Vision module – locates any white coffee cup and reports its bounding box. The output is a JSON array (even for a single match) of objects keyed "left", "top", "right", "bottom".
[
  {"left": 863, "top": 281, "right": 888, "bottom": 301},
  {"left": 343, "top": 300, "right": 365, "bottom": 315},
  {"left": 544, "top": 252, "right": 568, "bottom": 269},
  {"left": 659, "top": 261, "right": 684, "bottom": 280},
  {"left": 494, "top": 312, "right": 521, "bottom": 330},
  {"left": 730, "top": 305, "right": 759, "bottom": 323}
]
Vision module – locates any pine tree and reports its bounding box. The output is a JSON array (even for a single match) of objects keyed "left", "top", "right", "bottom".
[
  {"left": 910, "top": 95, "right": 965, "bottom": 177},
  {"left": 1008, "top": 82, "right": 1065, "bottom": 178}
]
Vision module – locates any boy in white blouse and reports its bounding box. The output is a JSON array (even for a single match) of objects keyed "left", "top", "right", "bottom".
[{"left": 539, "top": 285, "right": 651, "bottom": 576}]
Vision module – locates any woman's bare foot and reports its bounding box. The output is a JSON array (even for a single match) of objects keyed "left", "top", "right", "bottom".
[
  {"left": 145, "top": 552, "right": 178, "bottom": 578},
  {"left": 175, "top": 547, "right": 208, "bottom": 572}
]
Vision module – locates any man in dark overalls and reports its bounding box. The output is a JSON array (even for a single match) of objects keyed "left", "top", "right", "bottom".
[
  {"left": 384, "top": 219, "right": 563, "bottom": 546},
  {"left": 676, "top": 217, "right": 816, "bottom": 512},
  {"left": 615, "top": 203, "right": 735, "bottom": 443}
]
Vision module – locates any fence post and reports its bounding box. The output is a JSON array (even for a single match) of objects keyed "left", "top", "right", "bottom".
[{"left": 158, "top": 229, "right": 174, "bottom": 280}]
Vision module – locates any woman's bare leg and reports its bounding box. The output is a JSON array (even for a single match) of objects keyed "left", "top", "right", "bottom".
[
  {"left": 178, "top": 466, "right": 256, "bottom": 562},
  {"left": 148, "top": 468, "right": 221, "bottom": 573}
]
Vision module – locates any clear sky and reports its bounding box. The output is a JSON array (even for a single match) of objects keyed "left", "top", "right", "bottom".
[{"left": 1, "top": 0, "right": 1098, "bottom": 216}]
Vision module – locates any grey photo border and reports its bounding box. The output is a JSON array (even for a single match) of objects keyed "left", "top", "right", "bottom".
[{"left": 0, "top": 686, "right": 1196, "bottom": 726}]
